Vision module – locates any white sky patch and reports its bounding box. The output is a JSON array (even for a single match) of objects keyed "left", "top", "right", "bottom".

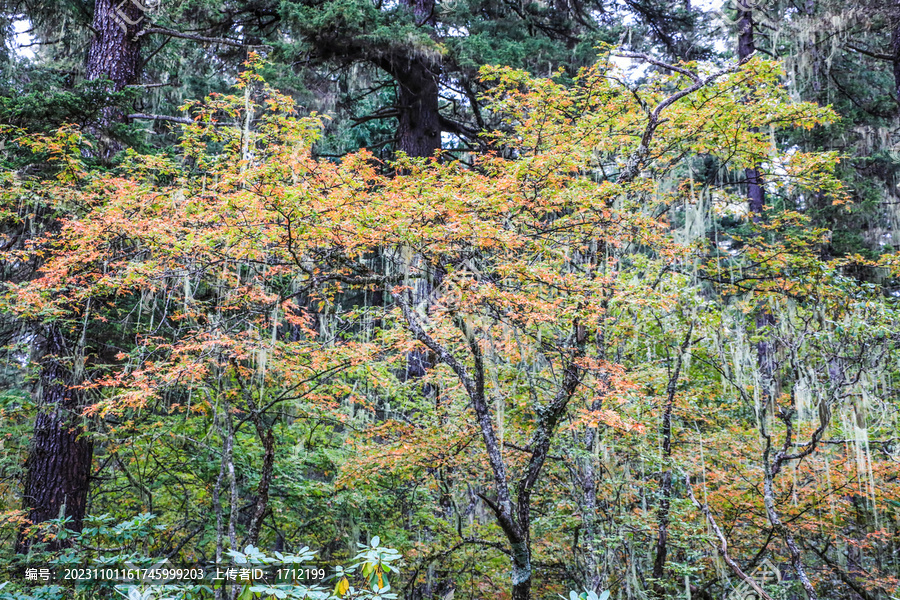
[
  {"left": 442, "top": 25, "right": 469, "bottom": 38},
  {"left": 609, "top": 55, "right": 652, "bottom": 83},
  {"left": 694, "top": 0, "right": 724, "bottom": 11},
  {"left": 695, "top": 0, "right": 732, "bottom": 55},
  {"left": 13, "top": 19, "right": 35, "bottom": 60}
]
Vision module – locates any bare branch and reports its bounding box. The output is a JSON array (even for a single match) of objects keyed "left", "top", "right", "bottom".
[
  {"left": 392, "top": 291, "right": 478, "bottom": 400},
  {"left": 126, "top": 82, "right": 180, "bottom": 89},
  {"left": 844, "top": 43, "right": 894, "bottom": 62},
  {"left": 613, "top": 52, "right": 700, "bottom": 82},
  {"left": 351, "top": 108, "right": 400, "bottom": 127},
  {"left": 128, "top": 113, "right": 193, "bottom": 125},
  {"left": 392, "top": 290, "right": 518, "bottom": 540}
]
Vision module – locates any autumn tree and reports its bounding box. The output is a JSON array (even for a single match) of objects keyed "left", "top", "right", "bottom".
[{"left": 3, "top": 38, "right": 899, "bottom": 600}]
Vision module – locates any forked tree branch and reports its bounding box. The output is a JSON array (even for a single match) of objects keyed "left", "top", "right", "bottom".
[
  {"left": 617, "top": 56, "right": 748, "bottom": 182},
  {"left": 684, "top": 473, "right": 776, "bottom": 600}
]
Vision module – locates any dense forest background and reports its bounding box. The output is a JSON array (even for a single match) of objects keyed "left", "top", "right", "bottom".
[{"left": 1, "top": 0, "right": 900, "bottom": 599}]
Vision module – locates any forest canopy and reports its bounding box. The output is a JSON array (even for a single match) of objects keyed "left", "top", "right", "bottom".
[{"left": 2, "top": 1, "right": 900, "bottom": 600}]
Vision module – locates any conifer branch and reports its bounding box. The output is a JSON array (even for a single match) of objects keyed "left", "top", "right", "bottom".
[{"left": 137, "top": 26, "right": 262, "bottom": 49}]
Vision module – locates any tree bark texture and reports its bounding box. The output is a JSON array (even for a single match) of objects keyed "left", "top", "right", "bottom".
[
  {"left": 86, "top": 0, "right": 143, "bottom": 88},
  {"left": 16, "top": 328, "right": 93, "bottom": 552},
  {"left": 247, "top": 425, "right": 275, "bottom": 546},
  {"left": 16, "top": 0, "right": 145, "bottom": 553},
  {"left": 395, "top": 0, "right": 441, "bottom": 158},
  {"left": 85, "top": 0, "right": 144, "bottom": 157},
  {"left": 395, "top": 58, "right": 442, "bottom": 159},
  {"left": 577, "top": 386, "right": 606, "bottom": 593}
]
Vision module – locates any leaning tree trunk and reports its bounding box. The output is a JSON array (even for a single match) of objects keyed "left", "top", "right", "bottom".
[{"left": 16, "top": 328, "right": 94, "bottom": 552}]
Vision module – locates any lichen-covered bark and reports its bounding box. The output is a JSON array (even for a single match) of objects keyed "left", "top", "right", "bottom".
[
  {"left": 652, "top": 325, "right": 692, "bottom": 595},
  {"left": 17, "top": 0, "right": 145, "bottom": 553},
  {"left": 394, "top": 291, "right": 583, "bottom": 600}
]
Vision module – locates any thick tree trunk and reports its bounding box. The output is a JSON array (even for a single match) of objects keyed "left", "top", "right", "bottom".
[
  {"left": 746, "top": 166, "right": 765, "bottom": 217},
  {"left": 511, "top": 576, "right": 531, "bottom": 600},
  {"left": 394, "top": 0, "right": 441, "bottom": 158},
  {"left": 85, "top": 0, "right": 143, "bottom": 156},
  {"left": 396, "top": 59, "right": 442, "bottom": 158},
  {"left": 392, "top": 53, "right": 445, "bottom": 587},
  {"left": 246, "top": 426, "right": 275, "bottom": 546},
  {"left": 86, "top": 0, "right": 143, "bottom": 87},
  {"left": 737, "top": 2, "right": 754, "bottom": 62},
  {"left": 16, "top": 328, "right": 93, "bottom": 552}
]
